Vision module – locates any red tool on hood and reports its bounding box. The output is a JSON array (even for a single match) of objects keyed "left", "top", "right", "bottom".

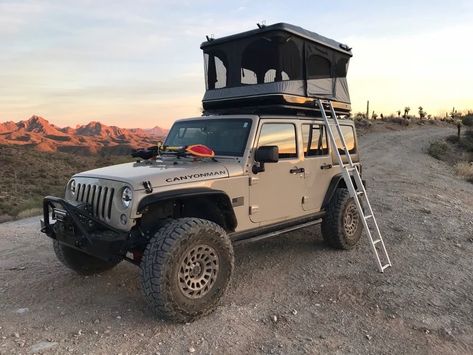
[{"left": 185, "top": 144, "right": 215, "bottom": 158}]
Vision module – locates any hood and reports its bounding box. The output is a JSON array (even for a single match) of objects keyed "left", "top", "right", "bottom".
[{"left": 74, "top": 159, "right": 242, "bottom": 190}]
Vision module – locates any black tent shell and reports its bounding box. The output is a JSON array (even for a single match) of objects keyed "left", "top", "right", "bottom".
[
  {"left": 201, "top": 22, "right": 353, "bottom": 116},
  {"left": 200, "top": 23, "right": 352, "bottom": 56}
]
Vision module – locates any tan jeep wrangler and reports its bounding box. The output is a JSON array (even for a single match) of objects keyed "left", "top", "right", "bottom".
[{"left": 41, "top": 23, "right": 363, "bottom": 322}]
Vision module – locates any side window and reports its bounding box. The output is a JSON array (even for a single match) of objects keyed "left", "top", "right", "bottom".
[
  {"left": 335, "top": 125, "right": 356, "bottom": 154},
  {"left": 258, "top": 123, "right": 297, "bottom": 159},
  {"left": 302, "top": 124, "right": 329, "bottom": 156}
]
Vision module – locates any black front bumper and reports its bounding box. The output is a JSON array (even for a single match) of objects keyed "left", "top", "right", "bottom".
[{"left": 41, "top": 196, "right": 129, "bottom": 263}]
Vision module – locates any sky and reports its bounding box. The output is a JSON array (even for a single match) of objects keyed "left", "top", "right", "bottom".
[{"left": 1, "top": 0, "right": 472, "bottom": 128}]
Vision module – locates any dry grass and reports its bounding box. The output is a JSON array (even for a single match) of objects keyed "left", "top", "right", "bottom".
[
  {"left": 428, "top": 128, "right": 473, "bottom": 184},
  {"left": 16, "top": 208, "right": 43, "bottom": 219},
  {"left": 454, "top": 161, "right": 473, "bottom": 182}
]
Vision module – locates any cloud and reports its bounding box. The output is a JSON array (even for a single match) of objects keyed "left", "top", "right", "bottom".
[
  {"left": 2, "top": 0, "right": 473, "bottom": 126},
  {"left": 0, "top": 1, "right": 45, "bottom": 34},
  {"left": 347, "top": 23, "right": 473, "bottom": 114}
]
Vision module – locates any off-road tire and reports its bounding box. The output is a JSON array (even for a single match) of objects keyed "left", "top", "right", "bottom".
[
  {"left": 141, "top": 218, "right": 234, "bottom": 322},
  {"left": 53, "top": 241, "right": 119, "bottom": 275},
  {"left": 321, "top": 188, "right": 363, "bottom": 249}
]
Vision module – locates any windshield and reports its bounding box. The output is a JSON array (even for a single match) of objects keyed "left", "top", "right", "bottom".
[{"left": 165, "top": 119, "right": 252, "bottom": 157}]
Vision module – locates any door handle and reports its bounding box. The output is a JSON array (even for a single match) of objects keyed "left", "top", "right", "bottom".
[
  {"left": 320, "top": 163, "right": 333, "bottom": 170},
  {"left": 290, "top": 167, "right": 305, "bottom": 174}
]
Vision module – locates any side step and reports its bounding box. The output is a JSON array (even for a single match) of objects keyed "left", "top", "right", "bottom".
[{"left": 233, "top": 219, "right": 322, "bottom": 246}]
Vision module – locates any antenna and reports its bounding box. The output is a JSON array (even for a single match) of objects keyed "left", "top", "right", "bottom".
[
  {"left": 205, "top": 34, "right": 215, "bottom": 42},
  {"left": 256, "top": 20, "right": 266, "bottom": 29}
]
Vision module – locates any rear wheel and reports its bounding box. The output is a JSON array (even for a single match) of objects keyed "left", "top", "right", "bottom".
[
  {"left": 321, "top": 188, "right": 363, "bottom": 249},
  {"left": 53, "top": 241, "right": 119, "bottom": 275},
  {"left": 141, "top": 218, "right": 234, "bottom": 322}
]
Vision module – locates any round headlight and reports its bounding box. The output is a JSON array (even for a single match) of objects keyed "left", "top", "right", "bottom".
[
  {"left": 121, "top": 187, "right": 133, "bottom": 208},
  {"left": 70, "top": 179, "right": 76, "bottom": 196}
]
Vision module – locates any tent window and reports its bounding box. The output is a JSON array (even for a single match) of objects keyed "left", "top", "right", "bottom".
[
  {"left": 214, "top": 56, "right": 227, "bottom": 88},
  {"left": 241, "top": 36, "right": 301, "bottom": 85},
  {"left": 241, "top": 38, "right": 278, "bottom": 85},
  {"left": 264, "top": 69, "right": 290, "bottom": 83},
  {"left": 241, "top": 68, "right": 257, "bottom": 85},
  {"left": 307, "top": 55, "right": 332, "bottom": 79},
  {"left": 205, "top": 52, "right": 227, "bottom": 89},
  {"left": 336, "top": 58, "right": 348, "bottom": 77}
]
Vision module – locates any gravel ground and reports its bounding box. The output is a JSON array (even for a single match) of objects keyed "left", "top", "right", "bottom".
[{"left": 1, "top": 126, "right": 472, "bottom": 355}]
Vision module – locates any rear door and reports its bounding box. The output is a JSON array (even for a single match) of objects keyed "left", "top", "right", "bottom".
[
  {"left": 300, "top": 123, "right": 334, "bottom": 211},
  {"left": 249, "top": 121, "right": 305, "bottom": 223}
]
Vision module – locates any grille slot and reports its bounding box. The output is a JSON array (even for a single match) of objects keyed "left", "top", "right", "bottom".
[{"left": 74, "top": 182, "right": 115, "bottom": 221}]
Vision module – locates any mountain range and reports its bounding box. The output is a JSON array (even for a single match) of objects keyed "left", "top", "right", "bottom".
[{"left": 0, "top": 116, "right": 169, "bottom": 155}]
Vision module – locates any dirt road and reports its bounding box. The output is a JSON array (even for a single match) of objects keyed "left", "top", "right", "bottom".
[{"left": 1, "top": 126, "right": 472, "bottom": 354}]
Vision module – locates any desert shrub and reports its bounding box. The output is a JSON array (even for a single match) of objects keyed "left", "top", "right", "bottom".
[
  {"left": 0, "top": 215, "right": 14, "bottom": 223},
  {"left": 355, "top": 119, "right": 372, "bottom": 128},
  {"left": 0, "top": 144, "right": 132, "bottom": 219},
  {"left": 456, "top": 130, "right": 473, "bottom": 152},
  {"left": 464, "top": 130, "right": 473, "bottom": 139},
  {"left": 428, "top": 141, "right": 449, "bottom": 160},
  {"left": 446, "top": 135, "right": 459, "bottom": 144},
  {"left": 462, "top": 115, "right": 473, "bottom": 127},
  {"left": 454, "top": 162, "right": 473, "bottom": 183}
]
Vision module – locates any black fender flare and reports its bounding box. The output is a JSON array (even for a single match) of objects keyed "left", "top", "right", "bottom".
[
  {"left": 137, "top": 187, "right": 237, "bottom": 231},
  {"left": 322, "top": 174, "right": 366, "bottom": 210}
]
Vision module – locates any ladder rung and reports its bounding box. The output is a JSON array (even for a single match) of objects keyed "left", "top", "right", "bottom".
[
  {"left": 346, "top": 167, "right": 356, "bottom": 172},
  {"left": 373, "top": 239, "right": 381, "bottom": 244},
  {"left": 356, "top": 191, "right": 364, "bottom": 196},
  {"left": 381, "top": 264, "right": 391, "bottom": 271},
  {"left": 364, "top": 215, "right": 373, "bottom": 220}
]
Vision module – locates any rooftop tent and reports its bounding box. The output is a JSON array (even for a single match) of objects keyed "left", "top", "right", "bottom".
[{"left": 200, "top": 23, "right": 353, "bottom": 115}]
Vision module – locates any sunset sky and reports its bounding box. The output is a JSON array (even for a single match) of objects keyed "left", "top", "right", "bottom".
[{"left": 1, "top": 0, "right": 472, "bottom": 128}]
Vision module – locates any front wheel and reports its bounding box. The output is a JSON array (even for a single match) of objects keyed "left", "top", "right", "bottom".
[
  {"left": 321, "top": 188, "right": 363, "bottom": 249},
  {"left": 140, "top": 218, "right": 234, "bottom": 322}
]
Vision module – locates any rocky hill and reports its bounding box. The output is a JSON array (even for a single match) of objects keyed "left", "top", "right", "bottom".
[{"left": 0, "top": 116, "right": 168, "bottom": 154}]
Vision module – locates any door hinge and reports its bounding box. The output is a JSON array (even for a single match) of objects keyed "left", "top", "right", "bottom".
[
  {"left": 249, "top": 205, "right": 259, "bottom": 215},
  {"left": 249, "top": 176, "right": 259, "bottom": 186}
]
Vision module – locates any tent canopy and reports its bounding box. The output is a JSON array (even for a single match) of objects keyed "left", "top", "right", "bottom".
[{"left": 200, "top": 23, "right": 352, "bottom": 114}]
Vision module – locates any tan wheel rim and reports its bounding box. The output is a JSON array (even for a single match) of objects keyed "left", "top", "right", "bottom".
[
  {"left": 344, "top": 202, "right": 360, "bottom": 239},
  {"left": 178, "top": 244, "right": 219, "bottom": 299}
]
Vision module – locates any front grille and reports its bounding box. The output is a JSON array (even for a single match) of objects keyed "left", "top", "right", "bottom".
[{"left": 75, "top": 183, "right": 115, "bottom": 220}]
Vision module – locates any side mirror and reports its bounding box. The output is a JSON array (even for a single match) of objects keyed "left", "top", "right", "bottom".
[
  {"left": 253, "top": 146, "right": 279, "bottom": 174},
  {"left": 255, "top": 146, "right": 279, "bottom": 163}
]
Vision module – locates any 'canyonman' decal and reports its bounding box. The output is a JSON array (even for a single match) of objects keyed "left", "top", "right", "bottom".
[{"left": 165, "top": 170, "right": 227, "bottom": 183}]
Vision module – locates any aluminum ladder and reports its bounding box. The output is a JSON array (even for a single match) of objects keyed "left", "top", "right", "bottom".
[{"left": 316, "top": 99, "right": 392, "bottom": 272}]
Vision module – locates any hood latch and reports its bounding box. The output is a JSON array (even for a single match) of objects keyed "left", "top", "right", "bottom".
[{"left": 143, "top": 181, "right": 153, "bottom": 194}]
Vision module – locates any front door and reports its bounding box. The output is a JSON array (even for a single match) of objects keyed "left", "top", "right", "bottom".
[
  {"left": 249, "top": 122, "right": 305, "bottom": 223},
  {"left": 300, "top": 123, "right": 333, "bottom": 211}
]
